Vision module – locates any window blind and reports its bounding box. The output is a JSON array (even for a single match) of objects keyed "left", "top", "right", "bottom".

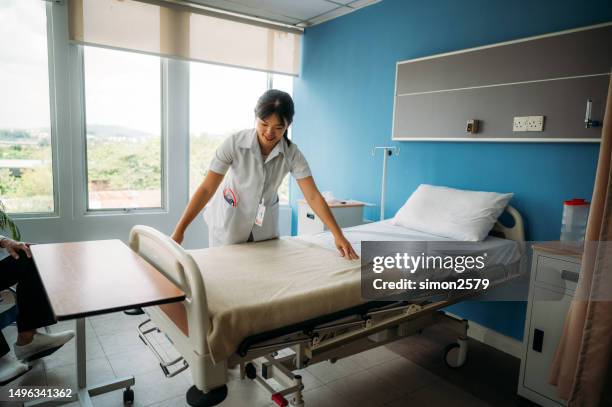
[{"left": 68, "top": 0, "right": 301, "bottom": 75}]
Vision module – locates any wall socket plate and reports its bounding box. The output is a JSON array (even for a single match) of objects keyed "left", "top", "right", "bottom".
[
  {"left": 513, "top": 116, "right": 528, "bottom": 132},
  {"left": 527, "top": 115, "right": 545, "bottom": 132}
]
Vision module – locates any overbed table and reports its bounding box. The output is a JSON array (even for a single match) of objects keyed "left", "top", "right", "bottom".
[{"left": 25, "top": 240, "right": 185, "bottom": 406}]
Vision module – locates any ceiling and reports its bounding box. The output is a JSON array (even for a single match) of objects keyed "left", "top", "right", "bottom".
[{"left": 184, "top": 0, "right": 381, "bottom": 27}]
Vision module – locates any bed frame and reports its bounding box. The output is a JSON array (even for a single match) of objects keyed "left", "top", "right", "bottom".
[{"left": 129, "top": 206, "right": 525, "bottom": 407}]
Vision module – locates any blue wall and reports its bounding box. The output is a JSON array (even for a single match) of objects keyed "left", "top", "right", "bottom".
[{"left": 291, "top": 0, "right": 611, "bottom": 340}]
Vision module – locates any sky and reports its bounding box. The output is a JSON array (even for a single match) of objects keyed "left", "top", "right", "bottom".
[
  {"left": 0, "top": 0, "right": 51, "bottom": 130},
  {"left": 0, "top": 0, "right": 294, "bottom": 137}
]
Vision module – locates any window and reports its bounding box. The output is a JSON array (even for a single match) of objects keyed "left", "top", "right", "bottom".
[
  {"left": 189, "top": 63, "right": 268, "bottom": 196},
  {"left": 189, "top": 65, "right": 294, "bottom": 203},
  {"left": 0, "top": 0, "right": 54, "bottom": 214},
  {"left": 83, "top": 46, "right": 162, "bottom": 210}
]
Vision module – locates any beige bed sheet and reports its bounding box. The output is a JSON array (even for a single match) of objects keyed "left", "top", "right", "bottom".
[{"left": 187, "top": 237, "right": 362, "bottom": 363}]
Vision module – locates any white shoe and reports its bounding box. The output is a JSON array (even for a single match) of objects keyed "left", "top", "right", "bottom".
[
  {"left": 14, "top": 330, "right": 75, "bottom": 362},
  {"left": 0, "top": 355, "right": 29, "bottom": 385}
]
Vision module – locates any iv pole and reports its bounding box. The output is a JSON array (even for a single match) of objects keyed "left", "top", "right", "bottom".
[{"left": 372, "top": 146, "right": 399, "bottom": 220}]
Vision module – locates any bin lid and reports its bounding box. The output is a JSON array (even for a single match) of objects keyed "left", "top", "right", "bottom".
[{"left": 564, "top": 198, "right": 589, "bottom": 206}]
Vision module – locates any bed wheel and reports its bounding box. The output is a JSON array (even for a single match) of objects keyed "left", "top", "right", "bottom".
[
  {"left": 123, "top": 387, "right": 134, "bottom": 405},
  {"left": 245, "top": 362, "right": 257, "bottom": 380},
  {"left": 444, "top": 341, "right": 467, "bottom": 368},
  {"left": 186, "top": 385, "right": 228, "bottom": 407}
]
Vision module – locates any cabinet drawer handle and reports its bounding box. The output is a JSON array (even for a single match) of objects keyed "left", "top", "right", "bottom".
[
  {"left": 306, "top": 213, "right": 315, "bottom": 220},
  {"left": 533, "top": 329, "right": 544, "bottom": 353},
  {"left": 561, "top": 269, "right": 579, "bottom": 283}
]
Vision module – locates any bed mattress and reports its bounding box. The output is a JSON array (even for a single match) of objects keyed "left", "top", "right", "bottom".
[{"left": 187, "top": 221, "right": 522, "bottom": 362}]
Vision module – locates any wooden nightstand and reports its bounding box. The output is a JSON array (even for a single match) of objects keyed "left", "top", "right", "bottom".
[
  {"left": 518, "top": 243, "right": 582, "bottom": 406},
  {"left": 297, "top": 199, "right": 366, "bottom": 235}
]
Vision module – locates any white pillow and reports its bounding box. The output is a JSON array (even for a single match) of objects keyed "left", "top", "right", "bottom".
[{"left": 392, "top": 184, "right": 513, "bottom": 241}]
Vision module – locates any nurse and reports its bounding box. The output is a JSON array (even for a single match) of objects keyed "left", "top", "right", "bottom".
[{"left": 172, "top": 89, "right": 358, "bottom": 259}]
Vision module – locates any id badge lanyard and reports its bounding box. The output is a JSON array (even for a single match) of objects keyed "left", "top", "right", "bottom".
[{"left": 255, "top": 198, "right": 265, "bottom": 227}]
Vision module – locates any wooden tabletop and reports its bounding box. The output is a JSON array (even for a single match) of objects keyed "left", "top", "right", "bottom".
[
  {"left": 31, "top": 240, "right": 185, "bottom": 320},
  {"left": 532, "top": 242, "right": 584, "bottom": 259}
]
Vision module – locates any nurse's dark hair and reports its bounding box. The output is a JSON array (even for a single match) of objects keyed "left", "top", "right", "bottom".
[{"left": 254, "top": 89, "right": 294, "bottom": 145}]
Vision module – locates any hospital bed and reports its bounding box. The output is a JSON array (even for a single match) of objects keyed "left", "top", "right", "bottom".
[{"left": 129, "top": 206, "right": 525, "bottom": 407}]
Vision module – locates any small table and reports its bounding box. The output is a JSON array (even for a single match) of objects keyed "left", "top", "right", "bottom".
[
  {"left": 297, "top": 199, "right": 367, "bottom": 235},
  {"left": 26, "top": 240, "right": 185, "bottom": 406}
]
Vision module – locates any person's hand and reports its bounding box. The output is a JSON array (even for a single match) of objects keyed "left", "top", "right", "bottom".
[
  {"left": 171, "top": 230, "right": 184, "bottom": 245},
  {"left": 0, "top": 238, "right": 32, "bottom": 259},
  {"left": 334, "top": 235, "right": 359, "bottom": 260}
]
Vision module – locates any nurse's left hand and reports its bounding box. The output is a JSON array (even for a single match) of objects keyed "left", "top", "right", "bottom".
[{"left": 335, "top": 236, "right": 359, "bottom": 260}]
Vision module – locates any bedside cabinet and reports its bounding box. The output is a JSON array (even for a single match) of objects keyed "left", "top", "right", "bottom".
[
  {"left": 297, "top": 199, "right": 365, "bottom": 235},
  {"left": 518, "top": 243, "right": 582, "bottom": 407}
]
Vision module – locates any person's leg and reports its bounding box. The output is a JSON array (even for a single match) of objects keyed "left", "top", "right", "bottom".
[
  {"left": 0, "top": 331, "right": 9, "bottom": 358},
  {"left": 0, "top": 264, "right": 30, "bottom": 384},
  {"left": 1, "top": 256, "right": 74, "bottom": 361},
  {"left": 3, "top": 256, "right": 56, "bottom": 334}
]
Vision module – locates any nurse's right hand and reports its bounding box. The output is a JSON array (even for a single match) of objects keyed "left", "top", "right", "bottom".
[{"left": 171, "top": 230, "right": 184, "bottom": 245}]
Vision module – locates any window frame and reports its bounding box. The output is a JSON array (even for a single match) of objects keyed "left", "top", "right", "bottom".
[
  {"left": 79, "top": 46, "right": 168, "bottom": 214},
  {"left": 6, "top": 1, "right": 60, "bottom": 219}
]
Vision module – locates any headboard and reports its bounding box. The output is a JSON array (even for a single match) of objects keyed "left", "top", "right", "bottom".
[
  {"left": 491, "top": 205, "right": 525, "bottom": 242},
  {"left": 392, "top": 23, "right": 611, "bottom": 142}
]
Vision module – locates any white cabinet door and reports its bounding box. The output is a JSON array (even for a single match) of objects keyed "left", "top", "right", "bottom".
[{"left": 524, "top": 285, "right": 571, "bottom": 405}]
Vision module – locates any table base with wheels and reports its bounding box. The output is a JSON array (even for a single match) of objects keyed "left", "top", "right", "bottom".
[
  {"left": 24, "top": 240, "right": 185, "bottom": 407},
  {"left": 25, "top": 318, "right": 135, "bottom": 407}
]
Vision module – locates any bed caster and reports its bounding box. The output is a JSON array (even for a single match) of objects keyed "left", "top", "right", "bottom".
[
  {"left": 245, "top": 362, "right": 257, "bottom": 380},
  {"left": 444, "top": 339, "right": 468, "bottom": 368},
  {"left": 186, "top": 385, "right": 228, "bottom": 407},
  {"left": 123, "top": 387, "right": 134, "bottom": 405}
]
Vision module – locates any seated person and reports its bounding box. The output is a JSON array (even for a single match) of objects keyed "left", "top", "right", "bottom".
[{"left": 0, "top": 235, "right": 74, "bottom": 385}]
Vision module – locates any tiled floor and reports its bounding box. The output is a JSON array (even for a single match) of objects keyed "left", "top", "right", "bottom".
[{"left": 0, "top": 312, "right": 499, "bottom": 406}]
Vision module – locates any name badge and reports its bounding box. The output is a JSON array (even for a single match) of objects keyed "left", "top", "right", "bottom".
[{"left": 255, "top": 199, "right": 265, "bottom": 227}]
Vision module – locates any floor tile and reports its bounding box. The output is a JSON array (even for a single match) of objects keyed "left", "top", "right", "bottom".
[
  {"left": 107, "top": 346, "right": 160, "bottom": 377},
  {"left": 147, "top": 394, "right": 189, "bottom": 407},
  {"left": 305, "top": 356, "right": 364, "bottom": 384},
  {"left": 121, "top": 369, "right": 189, "bottom": 407},
  {"left": 43, "top": 335, "right": 104, "bottom": 370},
  {"left": 299, "top": 385, "right": 354, "bottom": 407},
  {"left": 98, "top": 330, "right": 146, "bottom": 357},
  {"left": 350, "top": 345, "right": 401, "bottom": 370},
  {"left": 91, "top": 313, "right": 148, "bottom": 337},
  {"left": 46, "top": 357, "right": 116, "bottom": 390},
  {"left": 49, "top": 319, "right": 96, "bottom": 337},
  {"left": 325, "top": 368, "right": 404, "bottom": 407},
  {"left": 386, "top": 381, "right": 494, "bottom": 407},
  {"left": 368, "top": 357, "right": 439, "bottom": 395},
  {"left": 221, "top": 376, "right": 274, "bottom": 407}
]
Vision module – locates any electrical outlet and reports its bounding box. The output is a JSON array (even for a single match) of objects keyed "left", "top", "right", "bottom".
[
  {"left": 527, "top": 115, "right": 545, "bottom": 132},
  {"left": 513, "top": 116, "right": 528, "bottom": 132}
]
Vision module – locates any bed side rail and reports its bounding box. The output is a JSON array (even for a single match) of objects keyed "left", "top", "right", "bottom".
[{"left": 129, "top": 225, "right": 208, "bottom": 354}]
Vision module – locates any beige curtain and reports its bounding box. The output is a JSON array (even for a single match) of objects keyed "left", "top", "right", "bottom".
[
  {"left": 549, "top": 76, "right": 612, "bottom": 406},
  {"left": 67, "top": 0, "right": 302, "bottom": 76}
]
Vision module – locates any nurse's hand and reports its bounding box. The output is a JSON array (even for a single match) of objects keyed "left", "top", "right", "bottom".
[
  {"left": 171, "top": 230, "right": 184, "bottom": 245},
  {"left": 335, "top": 236, "right": 359, "bottom": 260}
]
